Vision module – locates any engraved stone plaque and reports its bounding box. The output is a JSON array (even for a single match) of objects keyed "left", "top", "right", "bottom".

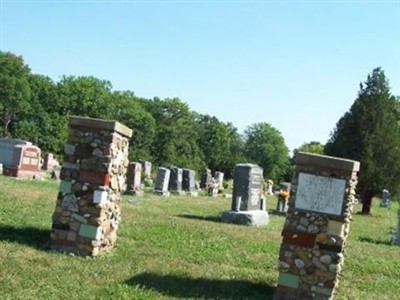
[{"left": 295, "top": 172, "right": 346, "bottom": 216}]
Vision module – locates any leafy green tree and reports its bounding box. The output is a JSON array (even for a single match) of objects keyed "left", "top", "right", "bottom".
[
  {"left": 110, "top": 91, "right": 156, "bottom": 161},
  {"left": 57, "top": 75, "right": 113, "bottom": 119},
  {"left": 195, "top": 114, "right": 232, "bottom": 172},
  {"left": 145, "top": 98, "right": 203, "bottom": 171},
  {"left": 325, "top": 67, "right": 400, "bottom": 214},
  {"left": 13, "top": 74, "right": 67, "bottom": 155},
  {"left": 0, "top": 51, "right": 31, "bottom": 136},
  {"left": 244, "top": 122, "right": 289, "bottom": 181},
  {"left": 296, "top": 141, "right": 324, "bottom": 155},
  {"left": 225, "top": 122, "right": 246, "bottom": 178}
]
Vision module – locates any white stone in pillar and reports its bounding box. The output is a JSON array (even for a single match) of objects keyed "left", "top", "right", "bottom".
[{"left": 93, "top": 190, "right": 108, "bottom": 204}]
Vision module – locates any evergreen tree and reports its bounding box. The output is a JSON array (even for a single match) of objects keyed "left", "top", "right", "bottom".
[{"left": 325, "top": 67, "right": 400, "bottom": 214}]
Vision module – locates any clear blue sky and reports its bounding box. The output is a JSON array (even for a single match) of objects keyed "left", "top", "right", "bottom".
[{"left": 1, "top": 0, "right": 399, "bottom": 153}]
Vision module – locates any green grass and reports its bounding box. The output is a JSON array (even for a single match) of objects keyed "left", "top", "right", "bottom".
[{"left": 1, "top": 175, "right": 400, "bottom": 300}]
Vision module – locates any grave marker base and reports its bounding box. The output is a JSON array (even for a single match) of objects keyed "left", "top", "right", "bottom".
[
  {"left": 154, "top": 190, "right": 170, "bottom": 197},
  {"left": 221, "top": 210, "right": 269, "bottom": 227}
]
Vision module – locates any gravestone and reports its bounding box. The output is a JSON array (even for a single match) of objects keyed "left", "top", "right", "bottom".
[
  {"left": 0, "top": 163, "right": 3, "bottom": 175},
  {"left": 140, "top": 159, "right": 153, "bottom": 186},
  {"left": 126, "top": 162, "right": 143, "bottom": 195},
  {"left": 380, "top": 189, "right": 390, "bottom": 208},
  {"left": 0, "top": 138, "right": 42, "bottom": 179},
  {"left": 140, "top": 160, "right": 152, "bottom": 178},
  {"left": 169, "top": 167, "right": 184, "bottom": 195},
  {"left": 154, "top": 167, "right": 170, "bottom": 196},
  {"left": 43, "top": 153, "right": 60, "bottom": 170},
  {"left": 182, "top": 168, "right": 198, "bottom": 196},
  {"left": 200, "top": 168, "right": 212, "bottom": 189},
  {"left": 0, "top": 138, "right": 30, "bottom": 166},
  {"left": 393, "top": 209, "right": 400, "bottom": 246},
  {"left": 221, "top": 163, "right": 269, "bottom": 226},
  {"left": 214, "top": 171, "right": 224, "bottom": 192},
  {"left": 207, "top": 178, "right": 219, "bottom": 197},
  {"left": 49, "top": 116, "right": 132, "bottom": 257},
  {"left": 275, "top": 152, "right": 360, "bottom": 300},
  {"left": 267, "top": 179, "right": 274, "bottom": 195}
]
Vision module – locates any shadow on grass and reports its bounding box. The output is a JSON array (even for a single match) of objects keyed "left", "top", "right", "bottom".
[
  {"left": 177, "top": 214, "right": 222, "bottom": 223},
  {"left": 268, "top": 209, "right": 286, "bottom": 216},
  {"left": 0, "top": 224, "right": 50, "bottom": 249},
  {"left": 126, "top": 272, "right": 274, "bottom": 299},
  {"left": 357, "top": 236, "right": 392, "bottom": 246}
]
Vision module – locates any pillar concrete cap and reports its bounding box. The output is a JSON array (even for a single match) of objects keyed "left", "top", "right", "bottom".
[
  {"left": 69, "top": 116, "right": 132, "bottom": 138},
  {"left": 296, "top": 152, "right": 360, "bottom": 172}
]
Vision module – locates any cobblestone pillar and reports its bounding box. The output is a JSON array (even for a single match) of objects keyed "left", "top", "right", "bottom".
[
  {"left": 275, "top": 152, "right": 359, "bottom": 299},
  {"left": 50, "top": 116, "right": 132, "bottom": 256}
]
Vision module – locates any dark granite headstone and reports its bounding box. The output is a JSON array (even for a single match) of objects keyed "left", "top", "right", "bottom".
[
  {"left": 200, "top": 168, "right": 212, "bottom": 188},
  {"left": 231, "top": 163, "right": 263, "bottom": 211},
  {"left": 169, "top": 167, "right": 183, "bottom": 191},
  {"left": 182, "top": 169, "right": 196, "bottom": 192},
  {"left": 154, "top": 167, "right": 170, "bottom": 196}
]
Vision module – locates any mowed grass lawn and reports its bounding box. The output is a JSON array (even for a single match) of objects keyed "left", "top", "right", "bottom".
[{"left": 1, "top": 175, "right": 400, "bottom": 300}]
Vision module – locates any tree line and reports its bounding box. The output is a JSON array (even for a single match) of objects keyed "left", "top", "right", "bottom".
[
  {"left": 2, "top": 51, "right": 400, "bottom": 215},
  {"left": 0, "top": 51, "right": 290, "bottom": 181}
]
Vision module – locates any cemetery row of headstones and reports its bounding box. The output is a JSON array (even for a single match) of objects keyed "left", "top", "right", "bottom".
[
  {"left": 125, "top": 162, "right": 226, "bottom": 198},
  {"left": 154, "top": 167, "right": 198, "bottom": 197}
]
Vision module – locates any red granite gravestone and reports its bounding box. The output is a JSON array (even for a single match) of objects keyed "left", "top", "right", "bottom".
[
  {"left": 126, "top": 162, "right": 142, "bottom": 194},
  {"left": 2, "top": 142, "right": 42, "bottom": 179},
  {"left": 274, "top": 152, "right": 360, "bottom": 300}
]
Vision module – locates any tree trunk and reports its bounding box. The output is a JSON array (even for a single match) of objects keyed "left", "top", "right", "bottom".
[
  {"left": 361, "top": 189, "right": 375, "bottom": 215},
  {"left": 2, "top": 111, "right": 12, "bottom": 137}
]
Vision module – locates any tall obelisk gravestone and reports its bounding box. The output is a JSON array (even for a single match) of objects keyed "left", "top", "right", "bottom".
[
  {"left": 50, "top": 116, "right": 132, "bottom": 256},
  {"left": 275, "top": 152, "right": 359, "bottom": 300}
]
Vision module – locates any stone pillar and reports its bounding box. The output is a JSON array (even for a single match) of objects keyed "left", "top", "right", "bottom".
[
  {"left": 169, "top": 167, "right": 184, "bottom": 195},
  {"left": 50, "top": 116, "right": 132, "bottom": 257},
  {"left": 221, "top": 163, "right": 269, "bottom": 226},
  {"left": 154, "top": 167, "right": 170, "bottom": 196},
  {"left": 126, "top": 162, "right": 142, "bottom": 195},
  {"left": 183, "top": 168, "right": 198, "bottom": 196},
  {"left": 275, "top": 152, "right": 359, "bottom": 300}
]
